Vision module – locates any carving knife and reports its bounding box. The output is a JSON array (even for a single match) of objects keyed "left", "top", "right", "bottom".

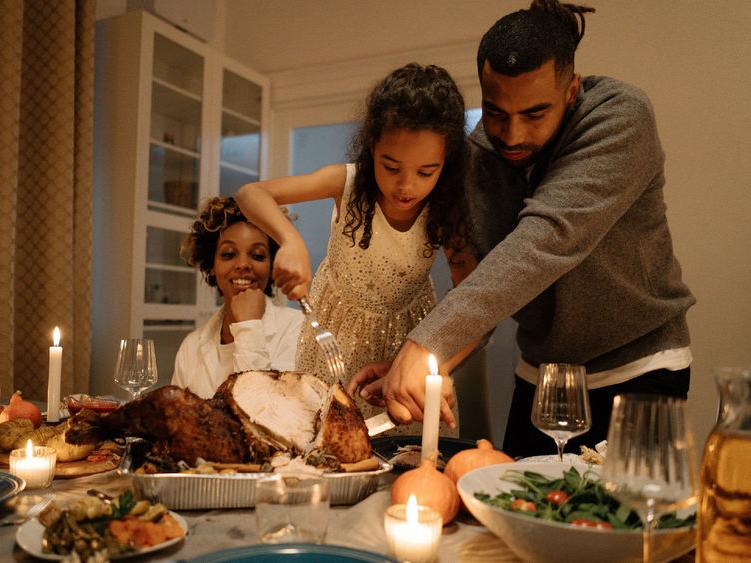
[{"left": 364, "top": 411, "right": 397, "bottom": 437}]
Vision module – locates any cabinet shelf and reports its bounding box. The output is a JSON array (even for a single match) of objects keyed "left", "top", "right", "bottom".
[
  {"left": 150, "top": 138, "right": 200, "bottom": 159},
  {"left": 219, "top": 160, "right": 258, "bottom": 176},
  {"left": 153, "top": 76, "right": 202, "bottom": 103},
  {"left": 222, "top": 107, "right": 261, "bottom": 130},
  {"left": 145, "top": 262, "right": 194, "bottom": 274}
]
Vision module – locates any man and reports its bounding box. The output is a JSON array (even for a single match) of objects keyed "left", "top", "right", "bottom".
[{"left": 349, "top": 0, "right": 695, "bottom": 457}]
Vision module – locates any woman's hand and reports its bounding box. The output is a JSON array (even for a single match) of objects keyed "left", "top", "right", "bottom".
[
  {"left": 229, "top": 288, "right": 266, "bottom": 322},
  {"left": 273, "top": 238, "right": 312, "bottom": 300}
]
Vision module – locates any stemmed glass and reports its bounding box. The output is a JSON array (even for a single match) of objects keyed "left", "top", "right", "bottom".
[
  {"left": 531, "top": 363, "right": 592, "bottom": 462},
  {"left": 601, "top": 394, "right": 698, "bottom": 563},
  {"left": 113, "top": 338, "right": 158, "bottom": 401}
]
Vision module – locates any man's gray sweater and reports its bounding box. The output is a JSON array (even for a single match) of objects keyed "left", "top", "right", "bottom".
[{"left": 409, "top": 76, "right": 695, "bottom": 373}]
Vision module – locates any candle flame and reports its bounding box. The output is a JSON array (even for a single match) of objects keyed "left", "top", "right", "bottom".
[
  {"left": 25, "top": 439, "right": 34, "bottom": 458},
  {"left": 428, "top": 354, "right": 438, "bottom": 376},
  {"left": 406, "top": 494, "right": 419, "bottom": 524},
  {"left": 53, "top": 326, "right": 61, "bottom": 347}
]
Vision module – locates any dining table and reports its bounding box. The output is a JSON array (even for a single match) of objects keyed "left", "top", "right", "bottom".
[{"left": 0, "top": 469, "right": 523, "bottom": 562}]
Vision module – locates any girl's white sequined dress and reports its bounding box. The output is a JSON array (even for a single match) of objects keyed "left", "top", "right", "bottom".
[{"left": 296, "top": 163, "right": 458, "bottom": 437}]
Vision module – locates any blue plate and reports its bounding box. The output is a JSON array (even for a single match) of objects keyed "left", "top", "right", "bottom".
[
  {"left": 190, "top": 544, "right": 398, "bottom": 562},
  {"left": 0, "top": 471, "right": 25, "bottom": 505}
]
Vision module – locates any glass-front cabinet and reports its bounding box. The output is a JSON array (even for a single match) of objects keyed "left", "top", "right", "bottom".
[{"left": 92, "top": 10, "right": 269, "bottom": 397}]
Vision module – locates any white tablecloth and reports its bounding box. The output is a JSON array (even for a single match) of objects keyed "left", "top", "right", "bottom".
[{"left": 0, "top": 471, "right": 519, "bottom": 562}]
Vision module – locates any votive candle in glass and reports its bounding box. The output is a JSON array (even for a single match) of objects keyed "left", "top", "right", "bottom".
[
  {"left": 384, "top": 494, "right": 442, "bottom": 563},
  {"left": 9, "top": 440, "right": 56, "bottom": 489}
]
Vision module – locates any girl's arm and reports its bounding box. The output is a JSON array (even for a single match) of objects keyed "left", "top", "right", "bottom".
[{"left": 236, "top": 164, "right": 347, "bottom": 299}]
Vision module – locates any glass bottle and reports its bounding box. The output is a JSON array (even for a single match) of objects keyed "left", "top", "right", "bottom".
[{"left": 697, "top": 367, "right": 751, "bottom": 561}]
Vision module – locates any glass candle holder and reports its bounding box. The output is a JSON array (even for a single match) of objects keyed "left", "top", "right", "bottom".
[
  {"left": 384, "top": 499, "right": 442, "bottom": 563},
  {"left": 9, "top": 443, "right": 56, "bottom": 489}
]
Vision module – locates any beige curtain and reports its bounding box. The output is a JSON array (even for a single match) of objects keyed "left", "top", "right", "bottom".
[{"left": 0, "top": 0, "right": 94, "bottom": 401}]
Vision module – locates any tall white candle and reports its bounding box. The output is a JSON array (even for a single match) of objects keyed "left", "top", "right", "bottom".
[
  {"left": 421, "top": 354, "right": 442, "bottom": 462},
  {"left": 47, "top": 327, "right": 62, "bottom": 423}
]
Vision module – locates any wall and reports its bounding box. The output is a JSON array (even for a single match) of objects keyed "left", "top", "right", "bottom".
[{"left": 223, "top": 0, "right": 751, "bottom": 448}]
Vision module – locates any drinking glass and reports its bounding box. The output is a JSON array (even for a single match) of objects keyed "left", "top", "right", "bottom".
[
  {"left": 602, "top": 394, "right": 698, "bottom": 563},
  {"left": 255, "top": 474, "right": 329, "bottom": 544},
  {"left": 113, "top": 338, "right": 158, "bottom": 401},
  {"left": 531, "top": 363, "right": 591, "bottom": 462}
]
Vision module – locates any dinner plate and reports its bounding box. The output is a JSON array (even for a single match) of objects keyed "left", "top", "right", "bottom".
[
  {"left": 191, "top": 543, "right": 398, "bottom": 562},
  {"left": 15, "top": 511, "right": 188, "bottom": 560},
  {"left": 0, "top": 471, "right": 25, "bottom": 505},
  {"left": 370, "top": 435, "right": 476, "bottom": 468}
]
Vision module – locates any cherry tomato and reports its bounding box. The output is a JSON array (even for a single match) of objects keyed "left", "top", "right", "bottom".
[
  {"left": 545, "top": 490, "right": 569, "bottom": 505},
  {"left": 510, "top": 499, "right": 537, "bottom": 512},
  {"left": 571, "top": 518, "right": 598, "bottom": 527}
]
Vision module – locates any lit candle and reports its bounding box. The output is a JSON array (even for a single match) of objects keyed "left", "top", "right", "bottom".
[
  {"left": 47, "top": 327, "right": 62, "bottom": 422},
  {"left": 421, "top": 354, "right": 442, "bottom": 462},
  {"left": 9, "top": 440, "right": 56, "bottom": 489},
  {"left": 384, "top": 494, "right": 442, "bottom": 563}
]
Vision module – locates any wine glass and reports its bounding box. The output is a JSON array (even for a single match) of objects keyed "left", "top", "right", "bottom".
[
  {"left": 113, "top": 338, "right": 158, "bottom": 401},
  {"left": 531, "top": 363, "right": 592, "bottom": 462},
  {"left": 601, "top": 394, "right": 698, "bottom": 563}
]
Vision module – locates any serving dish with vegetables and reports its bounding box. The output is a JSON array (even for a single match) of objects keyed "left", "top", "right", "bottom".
[
  {"left": 15, "top": 490, "right": 186, "bottom": 560},
  {"left": 457, "top": 462, "right": 695, "bottom": 563}
]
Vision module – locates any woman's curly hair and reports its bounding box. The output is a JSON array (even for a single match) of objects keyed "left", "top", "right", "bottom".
[
  {"left": 344, "top": 63, "right": 471, "bottom": 255},
  {"left": 181, "top": 196, "right": 278, "bottom": 297}
]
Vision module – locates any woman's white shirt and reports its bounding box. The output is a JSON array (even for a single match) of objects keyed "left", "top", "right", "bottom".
[{"left": 171, "top": 295, "right": 303, "bottom": 399}]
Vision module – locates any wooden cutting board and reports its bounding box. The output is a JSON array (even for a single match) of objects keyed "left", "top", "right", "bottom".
[{"left": 0, "top": 451, "right": 122, "bottom": 479}]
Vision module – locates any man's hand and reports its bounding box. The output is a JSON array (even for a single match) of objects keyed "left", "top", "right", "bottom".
[
  {"left": 382, "top": 340, "right": 456, "bottom": 428},
  {"left": 229, "top": 288, "right": 265, "bottom": 322},
  {"left": 346, "top": 361, "right": 392, "bottom": 406}
]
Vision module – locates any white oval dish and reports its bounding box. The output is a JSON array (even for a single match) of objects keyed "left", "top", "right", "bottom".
[{"left": 457, "top": 461, "right": 695, "bottom": 563}]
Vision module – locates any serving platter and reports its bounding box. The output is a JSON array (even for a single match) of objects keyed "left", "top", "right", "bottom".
[{"left": 119, "top": 451, "right": 392, "bottom": 509}]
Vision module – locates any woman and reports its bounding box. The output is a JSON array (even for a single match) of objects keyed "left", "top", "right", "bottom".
[{"left": 171, "top": 196, "right": 303, "bottom": 399}]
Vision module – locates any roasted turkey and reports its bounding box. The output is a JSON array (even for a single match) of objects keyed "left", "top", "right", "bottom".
[{"left": 67, "top": 370, "right": 372, "bottom": 466}]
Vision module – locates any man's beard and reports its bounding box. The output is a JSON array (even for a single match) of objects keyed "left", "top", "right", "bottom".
[{"left": 488, "top": 137, "right": 541, "bottom": 169}]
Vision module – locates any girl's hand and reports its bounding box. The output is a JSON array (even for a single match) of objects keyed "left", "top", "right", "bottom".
[
  {"left": 347, "top": 361, "right": 392, "bottom": 406},
  {"left": 229, "top": 288, "right": 266, "bottom": 322},
  {"left": 273, "top": 239, "right": 312, "bottom": 300}
]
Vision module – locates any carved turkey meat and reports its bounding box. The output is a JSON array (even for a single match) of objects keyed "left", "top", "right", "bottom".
[
  {"left": 217, "top": 370, "right": 372, "bottom": 464},
  {"left": 67, "top": 370, "right": 372, "bottom": 466}
]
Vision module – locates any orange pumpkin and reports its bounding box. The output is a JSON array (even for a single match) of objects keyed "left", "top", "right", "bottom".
[
  {"left": 444, "top": 439, "right": 513, "bottom": 484},
  {"left": 390, "top": 457, "right": 460, "bottom": 524}
]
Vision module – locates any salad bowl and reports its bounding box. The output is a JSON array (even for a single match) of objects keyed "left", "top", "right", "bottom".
[{"left": 457, "top": 461, "right": 695, "bottom": 563}]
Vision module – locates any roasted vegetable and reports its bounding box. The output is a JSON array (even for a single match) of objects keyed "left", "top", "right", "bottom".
[
  {"left": 46, "top": 429, "right": 96, "bottom": 462},
  {"left": 11, "top": 423, "right": 62, "bottom": 450},
  {"left": 0, "top": 418, "right": 34, "bottom": 450}
]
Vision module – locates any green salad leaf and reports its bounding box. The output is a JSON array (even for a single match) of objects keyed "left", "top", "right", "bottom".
[{"left": 474, "top": 467, "right": 695, "bottom": 530}]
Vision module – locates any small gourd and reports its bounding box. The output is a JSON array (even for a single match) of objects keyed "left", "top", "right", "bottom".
[
  {"left": 390, "top": 456, "right": 460, "bottom": 524},
  {"left": 444, "top": 439, "right": 513, "bottom": 484}
]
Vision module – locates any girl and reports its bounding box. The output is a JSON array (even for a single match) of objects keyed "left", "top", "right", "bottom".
[
  {"left": 171, "top": 196, "right": 303, "bottom": 399},
  {"left": 236, "top": 63, "right": 476, "bottom": 434}
]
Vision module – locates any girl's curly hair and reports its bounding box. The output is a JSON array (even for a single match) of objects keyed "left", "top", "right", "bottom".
[
  {"left": 345, "top": 63, "right": 471, "bottom": 255},
  {"left": 181, "top": 196, "right": 278, "bottom": 297}
]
